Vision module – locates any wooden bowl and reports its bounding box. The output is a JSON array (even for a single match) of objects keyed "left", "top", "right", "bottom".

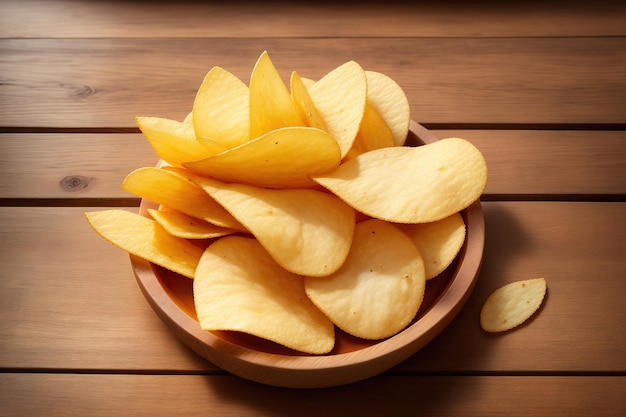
[{"left": 130, "top": 121, "right": 485, "bottom": 388}]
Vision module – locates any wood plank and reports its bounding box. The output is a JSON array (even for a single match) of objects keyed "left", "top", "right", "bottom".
[
  {"left": 0, "top": 373, "right": 624, "bottom": 417},
  {"left": 1, "top": 203, "right": 624, "bottom": 373},
  {"left": 0, "top": 133, "right": 154, "bottom": 199},
  {"left": 1, "top": 131, "right": 624, "bottom": 200},
  {"left": 2, "top": 0, "right": 625, "bottom": 38},
  {"left": 1, "top": 37, "right": 625, "bottom": 127}
]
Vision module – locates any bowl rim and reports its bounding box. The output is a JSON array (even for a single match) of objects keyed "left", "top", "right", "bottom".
[{"left": 130, "top": 121, "right": 485, "bottom": 388}]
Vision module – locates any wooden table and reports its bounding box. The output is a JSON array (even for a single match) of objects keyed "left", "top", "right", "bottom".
[{"left": 1, "top": 1, "right": 625, "bottom": 415}]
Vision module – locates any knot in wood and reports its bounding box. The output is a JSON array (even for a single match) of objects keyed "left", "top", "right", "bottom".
[{"left": 60, "top": 175, "right": 93, "bottom": 192}]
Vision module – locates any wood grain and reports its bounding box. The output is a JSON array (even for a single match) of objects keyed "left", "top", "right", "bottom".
[
  {"left": 0, "top": 134, "right": 154, "bottom": 199},
  {"left": 2, "top": 0, "right": 625, "bottom": 38},
  {"left": 1, "top": 203, "right": 624, "bottom": 373},
  {"left": 1, "top": 373, "right": 624, "bottom": 417},
  {"left": 1, "top": 37, "right": 625, "bottom": 127},
  {"left": 1, "top": 131, "right": 623, "bottom": 200}
]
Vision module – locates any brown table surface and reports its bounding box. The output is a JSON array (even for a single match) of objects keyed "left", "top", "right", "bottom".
[{"left": 1, "top": 1, "right": 625, "bottom": 415}]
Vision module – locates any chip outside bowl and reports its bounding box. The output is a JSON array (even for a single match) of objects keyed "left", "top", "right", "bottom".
[{"left": 130, "top": 121, "right": 485, "bottom": 388}]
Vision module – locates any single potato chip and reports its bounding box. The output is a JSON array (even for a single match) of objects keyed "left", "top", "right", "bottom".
[
  {"left": 299, "top": 76, "right": 317, "bottom": 89},
  {"left": 85, "top": 209, "right": 202, "bottom": 279},
  {"left": 122, "top": 167, "right": 243, "bottom": 230},
  {"left": 305, "top": 219, "right": 426, "bottom": 340},
  {"left": 312, "top": 138, "right": 488, "bottom": 223},
  {"left": 194, "top": 236, "right": 335, "bottom": 354},
  {"left": 308, "top": 60, "right": 367, "bottom": 158},
  {"left": 147, "top": 208, "right": 240, "bottom": 240},
  {"left": 480, "top": 278, "right": 547, "bottom": 333},
  {"left": 193, "top": 66, "right": 250, "bottom": 148},
  {"left": 290, "top": 70, "right": 328, "bottom": 131},
  {"left": 397, "top": 212, "right": 466, "bottom": 280},
  {"left": 135, "top": 116, "right": 224, "bottom": 166},
  {"left": 191, "top": 177, "right": 355, "bottom": 277},
  {"left": 365, "top": 70, "right": 411, "bottom": 146},
  {"left": 184, "top": 126, "right": 341, "bottom": 189},
  {"left": 345, "top": 103, "right": 395, "bottom": 160},
  {"left": 249, "top": 51, "right": 305, "bottom": 139}
]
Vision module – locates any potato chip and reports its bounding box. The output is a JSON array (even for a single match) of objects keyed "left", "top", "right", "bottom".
[
  {"left": 191, "top": 177, "right": 355, "bottom": 277},
  {"left": 312, "top": 138, "right": 487, "bottom": 223},
  {"left": 365, "top": 70, "right": 411, "bottom": 146},
  {"left": 192, "top": 66, "right": 250, "bottom": 148},
  {"left": 184, "top": 126, "right": 341, "bottom": 189},
  {"left": 135, "top": 116, "right": 224, "bottom": 166},
  {"left": 397, "top": 212, "right": 466, "bottom": 280},
  {"left": 345, "top": 103, "right": 395, "bottom": 160},
  {"left": 305, "top": 219, "right": 425, "bottom": 340},
  {"left": 299, "top": 76, "right": 316, "bottom": 89},
  {"left": 194, "top": 236, "right": 335, "bottom": 354},
  {"left": 121, "top": 167, "right": 243, "bottom": 229},
  {"left": 480, "top": 278, "right": 547, "bottom": 333},
  {"left": 290, "top": 71, "right": 328, "bottom": 131},
  {"left": 308, "top": 61, "right": 367, "bottom": 158},
  {"left": 85, "top": 209, "right": 202, "bottom": 279},
  {"left": 147, "top": 208, "right": 240, "bottom": 240},
  {"left": 249, "top": 51, "right": 305, "bottom": 139}
]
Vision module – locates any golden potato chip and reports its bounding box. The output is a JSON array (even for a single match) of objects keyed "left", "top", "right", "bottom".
[
  {"left": 299, "top": 76, "right": 316, "bottom": 89},
  {"left": 183, "top": 111, "right": 193, "bottom": 124},
  {"left": 194, "top": 236, "right": 335, "bottom": 354},
  {"left": 397, "top": 212, "right": 466, "bottom": 280},
  {"left": 345, "top": 103, "right": 395, "bottom": 160},
  {"left": 184, "top": 126, "right": 341, "bottom": 189},
  {"left": 312, "top": 138, "right": 487, "bottom": 223},
  {"left": 147, "top": 208, "right": 240, "bottom": 240},
  {"left": 308, "top": 61, "right": 367, "bottom": 158},
  {"left": 365, "top": 70, "right": 411, "bottom": 146},
  {"left": 135, "top": 116, "right": 224, "bottom": 166},
  {"left": 121, "top": 167, "right": 243, "bottom": 229},
  {"left": 249, "top": 51, "right": 305, "bottom": 139},
  {"left": 480, "top": 278, "right": 547, "bottom": 333},
  {"left": 85, "top": 209, "right": 202, "bottom": 279},
  {"left": 192, "top": 66, "right": 250, "bottom": 148},
  {"left": 194, "top": 136, "right": 229, "bottom": 155},
  {"left": 192, "top": 177, "right": 355, "bottom": 277},
  {"left": 305, "top": 219, "right": 425, "bottom": 340},
  {"left": 290, "top": 71, "right": 327, "bottom": 131}
]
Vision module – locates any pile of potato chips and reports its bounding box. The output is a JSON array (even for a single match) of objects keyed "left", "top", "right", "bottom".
[{"left": 85, "top": 51, "right": 488, "bottom": 354}]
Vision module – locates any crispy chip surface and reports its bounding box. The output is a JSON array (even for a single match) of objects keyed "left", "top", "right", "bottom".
[
  {"left": 480, "top": 278, "right": 547, "bottom": 333},
  {"left": 122, "top": 167, "right": 243, "bottom": 229},
  {"left": 397, "top": 212, "right": 466, "bottom": 280},
  {"left": 249, "top": 51, "right": 305, "bottom": 139},
  {"left": 345, "top": 103, "right": 395, "bottom": 160},
  {"left": 290, "top": 71, "right": 328, "bottom": 131},
  {"left": 184, "top": 126, "right": 341, "bottom": 189},
  {"left": 194, "top": 236, "right": 335, "bottom": 354},
  {"left": 312, "top": 138, "right": 487, "bottom": 223},
  {"left": 305, "top": 219, "right": 425, "bottom": 340},
  {"left": 192, "top": 177, "right": 355, "bottom": 277},
  {"left": 148, "top": 208, "right": 240, "bottom": 240},
  {"left": 192, "top": 66, "right": 250, "bottom": 148},
  {"left": 308, "top": 61, "right": 367, "bottom": 158},
  {"left": 365, "top": 71, "right": 411, "bottom": 146},
  {"left": 85, "top": 210, "right": 202, "bottom": 279},
  {"left": 135, "top": 116, "right": 223, "bottom": 166}
]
